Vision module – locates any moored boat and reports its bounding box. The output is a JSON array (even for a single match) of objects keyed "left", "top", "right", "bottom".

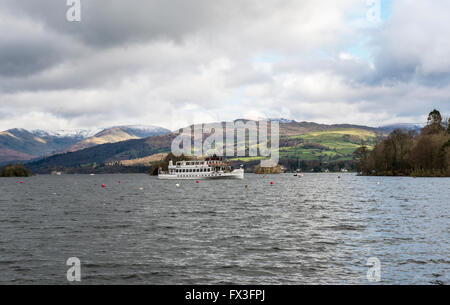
[{"left": 158, "top": 156, "right": 244, "bottom": 180}]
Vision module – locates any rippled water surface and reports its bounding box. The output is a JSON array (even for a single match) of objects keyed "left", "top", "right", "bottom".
[{"left": 0, "top": 173, "right": 448, "bottom": 284}]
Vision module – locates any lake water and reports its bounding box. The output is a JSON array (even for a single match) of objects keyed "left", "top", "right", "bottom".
[{"left": 0, "top": 173, "right": 448, "bottom": 285}]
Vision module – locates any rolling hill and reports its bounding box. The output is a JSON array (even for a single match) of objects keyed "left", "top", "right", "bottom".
[
  {"left": 281, "top": 128, "right": 378, "bottom": 161},
  {"left": 229, "top": 128, "right": 379, "bottom": 162}
]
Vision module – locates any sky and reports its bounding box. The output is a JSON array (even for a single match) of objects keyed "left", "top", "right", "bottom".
[{"left": 0, "top": 0, "right": 449, "bottom": 131}]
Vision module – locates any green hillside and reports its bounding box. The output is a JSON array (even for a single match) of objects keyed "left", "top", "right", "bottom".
[
  {"left": 281, "top": 128, "right": 377, "bottom": 161},
  {"left": 231, "top": 128, "right": 379, "bottom": 163}
]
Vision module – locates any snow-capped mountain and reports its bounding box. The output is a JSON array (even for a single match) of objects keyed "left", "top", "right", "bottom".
[
  {"left": 0, "top": 125, "right": 170, "bottom": 164},
  {"left": 31, "top": 128, "right": 101, "bottom": 139},
  {"left": 379, "top": 123, "right": 424, "bottom": 133},
  {"left": 63, "top": 125, "right": 170, "bottom": 152},
  {"left": 114, "top": 125, "right": 171, "bottom": 138},
  {"left": 0, "top": 128, "right": 84, "bottom": 164}
]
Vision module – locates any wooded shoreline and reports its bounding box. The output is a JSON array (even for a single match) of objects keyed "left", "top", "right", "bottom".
[{"left": 354, "top": 110, "right": 449, "bottom": 177}]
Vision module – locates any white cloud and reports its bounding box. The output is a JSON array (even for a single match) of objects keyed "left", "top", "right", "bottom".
[{"left": 0, "top": 0, "right": 449, "bottom": 132}]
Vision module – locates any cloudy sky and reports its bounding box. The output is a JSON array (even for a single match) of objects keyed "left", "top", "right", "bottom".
[{"left": 0, "top": 0, "right": 449, "bottom": 131}]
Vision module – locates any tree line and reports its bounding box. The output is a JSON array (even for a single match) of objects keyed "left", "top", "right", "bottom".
[
  {"left": 0, "top": 164, "right": 32, "bottom": 177},
  {"left": 353, "top": 110, "right": 450, "bottom": 177}
]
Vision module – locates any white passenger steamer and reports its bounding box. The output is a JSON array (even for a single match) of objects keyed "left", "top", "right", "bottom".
[{"left": 158, "top": 157, "right": 244, "bottom": 180}]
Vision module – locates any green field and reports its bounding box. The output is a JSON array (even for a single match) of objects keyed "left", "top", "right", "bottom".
[{"left": 229, "top": 128, "right": 378, "bottom": 162}]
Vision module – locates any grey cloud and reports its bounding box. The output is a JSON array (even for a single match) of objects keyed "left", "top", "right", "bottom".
[
  {"left": 0, "top": 0, "right": 358, "bottom": 91},
  {"left": 3, "top": 0, "right": 263, "bottom": 47},
  {"left": 0, "top": 8, "right": 85, "bottom": 78},
  {"left": 0, "top": 0, "right": 449, "bottom": 131},
  {"left": 0, "top": 40, "right": 61, "bottom": 77}
]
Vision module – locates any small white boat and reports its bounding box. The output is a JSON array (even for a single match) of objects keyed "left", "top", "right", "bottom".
[
  {"left": 294, "top": 169, "right": 304, "bottom": 177},
  {"left": 158, "top": 157, "right": 244, "bottom": 180}
]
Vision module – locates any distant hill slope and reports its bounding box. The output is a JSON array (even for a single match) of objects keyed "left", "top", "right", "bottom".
[
  {"left": 65, "top": 125, "right": 170, "bottom": 152},
  {"left": 0, "top": 125, "right": 170, "bottom": 165},
  {"left": 281, "top": 128, "right": 378, "bottom": 161},
  {"left": 0, "top": 129, "right": 84, "bottom": 165},
  {"left": 26, "top": 120, "right": 386, "bottom": 173},
  {"left": 378, "top": 123, "right": 423, "bottom": 134},
  {"left": 279, "top": 121, "right": 380, "bottom": 136},
  {"left": 27, "top": 133, "right": 176, "bottom": 173},
  {"left": 0, "top": 148, "right": 35, "bottom": 164}
]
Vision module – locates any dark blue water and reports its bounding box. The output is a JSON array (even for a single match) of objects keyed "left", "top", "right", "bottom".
[{"left": 0, "top": 173, "right": 448, "bottom": 284}]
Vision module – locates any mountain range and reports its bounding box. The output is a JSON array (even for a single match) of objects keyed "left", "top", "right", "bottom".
[
  {"left": 24, "top": 120, "right": 383, "bottom": 174},
  {"left": 1, "top": 120, "right": 423, "bottom": 173},
  {"left": 0, "top": 125, "right": 170, "bottom": 165}
]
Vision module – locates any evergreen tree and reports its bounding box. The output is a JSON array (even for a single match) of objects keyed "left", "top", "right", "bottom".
[{"left": 423, "top": 109, "right": 445, "bottom": 135}]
